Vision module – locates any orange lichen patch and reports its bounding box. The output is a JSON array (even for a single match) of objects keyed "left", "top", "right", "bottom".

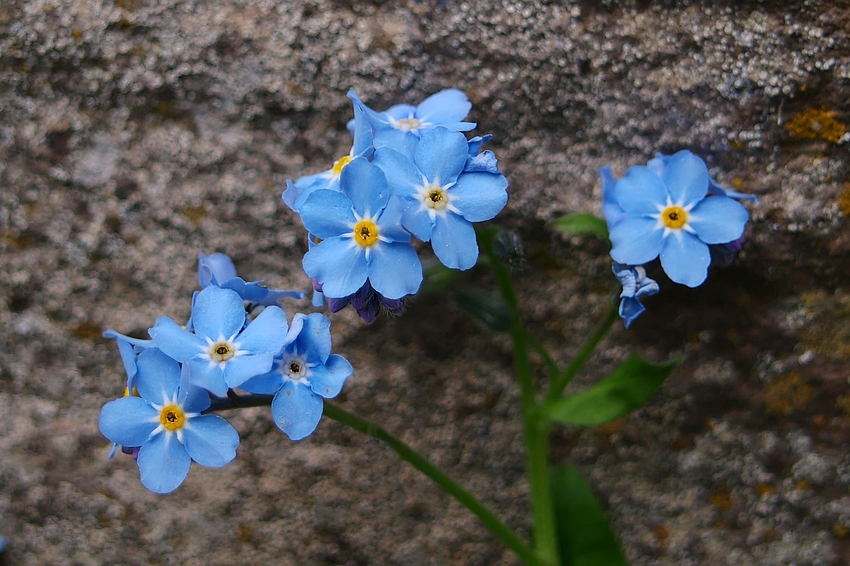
[
  {"left": 652, "top": 523, "right": 670, "bottom": 544},
  {"left": 755, "top": 483, "right": 774, "bottom": 496},
  {"left": 709, "top": 486, "right": 733, "bottom": 510},
  {"left": 833, "top": 523, "right": 849, "bottom": 539},
  {"left": 785, "top": 109, "right": 847, "bottom": 144},
  {"left": 183, "top": 205, "right": 206, "bottom": 226},
  {"left": 839, "top": 183, "right": 850, "bottom": 217},
  {"left": 796, "top": 479, "right": 810, "bottom": 491},
  {"left": 764, "top": 371, "right": 812, "bottom": 416},
  {"left": 237, "top": 523, "right": 253, "bottom": 543}
]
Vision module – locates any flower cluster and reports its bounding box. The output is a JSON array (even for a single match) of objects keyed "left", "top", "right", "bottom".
[
  {"left": 601, "top": 150, "right": 757, "bottom": 327},
  {"left": 283, "top": 89, "right": 509, "bottom": 322},
  {"left": 99, "top": 254, "right": 352, "bottom": 493}
]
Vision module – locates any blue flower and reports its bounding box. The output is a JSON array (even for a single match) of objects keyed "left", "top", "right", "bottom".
[
  {"left": 283, "top": 91, "right": 375, "bottom": 212},
  {"left": 240, "top": 313, "right": 353, "bottom": 440},
  {"left": 372, "top": 127, "right": 508, "bottom": 270},
  {"left": 349, "top": 89, "right": 476, "bottom": 154},
  {"left": 99, "top": 348, "right": 239, "bottom": 493},
  {"left": 299, "top": 157, "right": 423, "bottom": 300},
  {"left": 198, "top": 252, "right": 304, "bottom": 307},
  {"left": 613, "top": 264, "right": 660, "bottom": 328},
  {"left": 605, "top": 150, "right": 750, "bottom": 287},
  {"left": 149, "top": 286, "right": 291, "bottom": 396}
]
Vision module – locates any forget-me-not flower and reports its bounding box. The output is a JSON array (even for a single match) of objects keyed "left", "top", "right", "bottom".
[
  {"left": 99, "top": 348, "right": 239, "bottom": 493},
  {"left": 613, "top": 264, "right": 660, "bottom": 328},
  {"left": 299, "top": 157, "right": 423, "bottom": 300},
  {"left": 240, "top": 313, "right": 353, "bottom": 440},
  {"left": 349, "top": 89, "right": 475, "bottom": 154},
  {"left": 606, "top": 150, "right": 749, "bottom": 287},
  {"left": 373, "top": 127, "right": 508, "bottom": 270},
  {"left": 283, "top": 91, "right": 375, "bottom": 213},
  {"left": 149, "top": 286, "right": 290, "bottom": 396},
  {"left": 198, "top": 252, "right": 304, "bottom": 308}
]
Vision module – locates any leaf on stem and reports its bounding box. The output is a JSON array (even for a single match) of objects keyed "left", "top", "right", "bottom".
[
  {"left": 456, "top": 292, "right": 512, "bottom": 332},
  {"left": 551, "top": 213, "right": 609, "bottom": 238},
  {"left": 551, "top": 464, "right": 628, "bottom": 566},
  {"left": 539, "top": 355, "right": 677, "bottom": 427}
]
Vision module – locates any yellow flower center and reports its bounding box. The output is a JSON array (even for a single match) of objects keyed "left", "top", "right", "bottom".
[
  {"left": 661, "top": 206, "right": 687, "bottom": 229},
  {"left": 159, "top": 404, "right": 186, "bottom": 431},
  {"left": 353, "top": 219, "right": 379, "bottom": 247},
  {"left": 331, "top": 155, "right": 352, "bottom": 176},
  {"left": 209, "top": 341, "right": 236, "bottom": 363}
]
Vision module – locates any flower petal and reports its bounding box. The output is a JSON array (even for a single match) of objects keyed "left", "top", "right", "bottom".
[
  {"left": 198, "top": 252, "right": 237, "bottom": 287},
  {"left": 415, "top": 89, "right": 473, "bottom": 125},
  {"left": 659, "top": 232, "right": 710, "bottom": 287},
  {"left": 137, "top": 432, "right": 191, "bottom": 494},
  {"left": 661, "top": 150, "right": 709, "bottom": 206},
  {"left": 413, "top": 128, "right": 468, "bottom": 185},
  {"left": 449, "top": 172, "right": 508, "bottom": 222},
  {"left": 178, "top": 364, "right": 211, "bottom": 414},
  {"left": 271, "top": 381, "right": 324, "bottom": 441},
  {"left": 340, "top": 158, "right": 390, "bottom": 216},
  {"left": 292, "top": 313, "right": 332, "bottom": 363},
  {"left": 373, "top": 147, "right": 422, "bottom": 199},
  {"left": 99, "top": 397, "right": 158, "bottom": 446},
  {"left": 223, "top": 353, "right": 277, "bottom": 390},
  {"left": 688, "top": 197, "right": 749, "bottom": 244},
  {"left": 185, "top": 358, "right": 229, "bottom": 397},
  {"left": 309, "top": 354, "right": 353, "bottom": 399},
  {"left": 299, "top": 189, "right": 356, "bottom": 238},
  {"left": 431, "top": 213, "right": 479, "bottom": 270},
  {"left": 235, "top": 305, "right": 289, "bottom": 356},
  {"left": 609, "top": 217, "right": 664, "bottom": 265},
  {"left": 135, "top": 348, "right": 182, "bottom": 404},
  {"left": 238, "top": 369, "right": 282, "bottom": 394},
  {"left": 148, "top": 317, "right": 206, "bottom": 366},
  {"left": 191, "top": 286, "right": 246, "bottom": 341},
  {"left": 613, "top": 166, "right": 667, "bottom": 216},
  {"left": 182, "top": 415, "right": 239, "bottom": 468},
  {"left": 303, "top": 237, "right": 368, "bottom": 299},
  {"left": 367, "top": 242, "right": 423, "bottom": 299}
]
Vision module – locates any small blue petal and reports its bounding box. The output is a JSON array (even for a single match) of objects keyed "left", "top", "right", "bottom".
[
  {"left": 619, "top": 297, "right": 646, "bottom": 329},
  {"left": 223, "top": 353, "right": 277, "bottom": 390},
  {"left": 191, "top": 286, "right": 246, "bottom": 342},
  {"left": 372, "top": 129, "right": 419, "bottom": 156},
  {"left": 303, "top": 238, "right": 369, "bottom": 299},
  {"left": 198, "top": 253, "right": 237, "bottom": 287},
  {"left": 234, "top": 306, "right": 289, "bottom": 357},
  {"left": 185, "top": 358, "right": 229, "bottom": 397},
  {"left": 430, "top": 213, "right": 479, "bottom": 270},
  {"left": 413, "top": 128, "right": 468, "bottom": 186},
  {"left": 367, "top": 242, "right": 423, "bottom": 299},
  {"left": 178, "top": 364, "right": 211, "bottom": 414},
  {"left": 292, "top": 313, "right": 332, "bottom": 364},
  {"left": 137, "top": 433, "right": 191, "bottom": 494},
  {"left": 182, "top": 415, "right": 240, "bottom": 468},
  {"left": 340, "top": 158, "right": 390, "bottom": 216},
  {"left": 299, "top": 189, "right": 357, "bottom": 238},
  {"left": 135, "top": 348, "right": 182, "bottom": 405},
  {"left": 309, "top": 354, "right": 353, "bottom": 399},
  {"left": 613, "top": 166, "right": 667, "bottom": 216},
  {"left": 148, "top": 317, "right": 205, "bottom": 367},
  {"left": 660, "top": 232, "right": 710, "bottom": 287},
  {"left": 600, "top": 165, "right": 627, "bottom": 229},
  {"left": 661, "top": 150, "right": 710, "bottom": 206},
  {"left": 271, "top": 381, "right": 324, "bottom": 441},
  {"left": 99, "top": 397, "right": 158, "bottom": 446},
  {"left": 449, "top": 171, "right": 508, "bottom": 223},
  {"left": 415, "top": 88, "right": 473, "bottom": 125},
  {"left": 688, "top": 197, "right": 748, "bottom": 244},
  {"left": 373, "top": 147, "right": 422, "bottom": 200},
  {"left": 609, "top": 217, "right": 664, "bottom": 265},
  {"left": 239, "top": 369, "right": 282, "bottom": 394}
]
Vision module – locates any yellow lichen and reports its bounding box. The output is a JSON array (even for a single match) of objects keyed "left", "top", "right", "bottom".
[
  {"left": 764, "top": 371, "right": 812, "bottom": 416},
  {"left": 785, "top": 109, "right": 847, "bottom": 144},
  {"left": 839, "top": 182, "right": 850, "bottom": 217}
]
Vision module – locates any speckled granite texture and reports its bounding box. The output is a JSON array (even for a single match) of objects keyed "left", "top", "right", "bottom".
[{"left": 1, "top": 0, "right": 849, "bottom": 564}]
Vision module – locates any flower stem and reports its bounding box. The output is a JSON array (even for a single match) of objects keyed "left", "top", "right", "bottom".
[
  {"left": 207, "top": 392, "right": 542, "bottom": 566},
  {"left": 481, "top": 228, "right": 560, "bottom": 566},
  {"left": 545, "top": 300, "right": 618, "bottom": 402},
  {"left": 323, "top": 403, "right": 544, "bottom": 566}
]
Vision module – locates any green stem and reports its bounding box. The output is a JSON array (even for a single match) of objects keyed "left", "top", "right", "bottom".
[
  {"left": 526, "top": 331, "right": 560, "bottom": 380},
  {"left": 545, "top": 300, "right": 618, "bottom": 403},
  {"left": 323, "top": 403, "right": 544, "bottom": 566},
  {"left": 482, "top": 229, "right": 560, "bottom": 566}
]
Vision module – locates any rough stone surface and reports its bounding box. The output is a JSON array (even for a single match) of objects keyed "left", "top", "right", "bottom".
[{"left": 1, "top": 0, "right": 849, "bottom": 564}]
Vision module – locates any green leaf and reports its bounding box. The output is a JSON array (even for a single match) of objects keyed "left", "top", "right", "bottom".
[
  {"left": 420, "top": 261, "right": 458, "bottom": 293},
  {"left": 551, "top": 213, "right": 609, "bottom": 238},
  {"left": 456, "top": 292, "right": 512, "bottom": 332},
  {"left": 540, "top": 355, "right": 677, "bottom": 427},
  {"left": 551, "top": 464, "right": 628, "bottom": 566}
]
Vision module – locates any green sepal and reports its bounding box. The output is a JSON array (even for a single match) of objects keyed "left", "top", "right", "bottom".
[
  {"left": 551, "top": 464, "right": 628, "bottom": 566},
  {"left": 539, "top": 355, "right": 677, "bottom": 427}
]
